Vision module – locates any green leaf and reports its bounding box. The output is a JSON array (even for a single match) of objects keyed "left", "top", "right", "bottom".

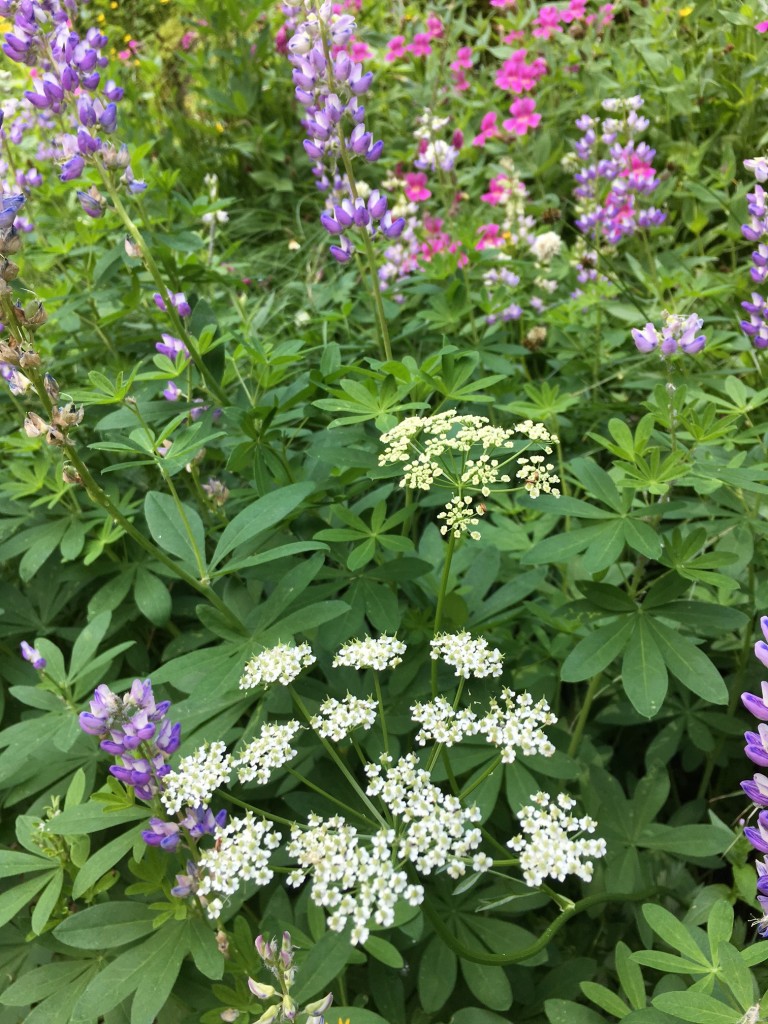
[
  {"left": 274, "top": 600, "right": 349, "bottom": 634},
  {"left": 291, "top": 928, "right": 354, "bottom": 1003},
  {"left": 631, "top": 950, "right": 707, "bottom": 974},
  {"left": 0, "top": 849, "right": 54, "bottom": 878},
  {"left": 55, "top": 902, "right": 157, "bottom": 949},
  {"left": 707, "top": 901, "right": 734, "bottom": 955},
  {"left": 580, "top": 980, "right": 631, "bottom": 1018},
  {"left": 615, "top": 941, "right": 646, "bottom": 1010},
  {"left": 0, "top": 871, "right": 54, "bottom": 927},
  {"left": 45, "top": 801, "right": 146, "bottom": 835},
  {"left": 570, "top": 456, "right": 625, "bottom": 511},
  {"left": 646, "top": 618, "right": 728, "bottom": 705},
  {"left": 31, "top": 868, "right": 64, "bottom": 934},
  {"left": 523, "top": 522, "right": 614, "bottom": 566},
  {"left": 327, "top": 1010, "right": 392, "bottom": 1024},
  {"left": 71, "top": 919, "right": 187, "bottom": 1024},
  {"left": 68, "top": 611, "right": 111, "bottom": 680},
  {"left": 545, "top": 998, "right": 608, "bottom": 1024},
  {"left": 715, "top": 941, "right": 755, "bottom": 1011},
  {"left": 1, "top": 961, "right": 93, "bottom": 1006},
  {"left": 187, "top": 916, "right": 225, "bottom": 980},
  {"left": 417, "top": 936, "right": 457, "bottom": 1012},
  {"left": 133, "top": 568, "right": 172, "bottom": 626},
  {"left": 209, "top": 482, "right": 315, "bottom": 568},
  {"left": 623, "top": 517, "right": 663, "bottom": 559},
  {"left": 144, "top": 491, "right": 206, "bottom": 571},
  {"left": 363, "top": 935, "right": 403, "bottom": 969},
  {"left": 641, "top": 905, "right": 711, "bottom": 965},
  {"left": 73, "top": 827, "right": 142, "bottom": 899},
  {"left": 561, "top": 616, "right": 636, "bottom": 682},
  {"left": 651, "top": 991, "right": 741, "bottom": 1024},
  {"left": 461, "top": 961, "right": 512, "bottom": 1011},
  {"left": 621, "top": 617, "right": 668, "bottom": 718}
]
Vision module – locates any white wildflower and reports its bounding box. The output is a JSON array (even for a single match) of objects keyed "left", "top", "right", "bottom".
[
  {"left": 430, "top": 632, "right": 504, "bottom": 679},
  {"left": 508, "top": 791, "right": 607, "bottom": 887},
  {"left": 515, "top": 454, "right": 560, "bottom": 498},
  {"left": 437, "top": 495, "right": 485, "bottom": 540},
  {"left": 233, "top": 721, "right": 302, "bottom": 785},
  {"left": 411, "top": 696, "right": 479, "bottom": 746},
  {"left": 161, "top": 741, "right": 232, "bottom": 815},
  {"left": 530, "top": 231, "right": 562, "bottom": 264},
  {"left": 332, "top": 635, "right": 406, "bottom": 671},
  {"left": 477, "top": 689, "right": 557, "bottom": 763},
  {"left": 310, "top": 695, "right": 378, "bottom": 741},
  {"left": 198, "top": 813, "right": 282, "bottom": 919},
  {"left": 239, "top": 643, "right": 316, "bottom": 690}
]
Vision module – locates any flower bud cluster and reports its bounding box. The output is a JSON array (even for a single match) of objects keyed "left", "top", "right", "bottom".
[
  {"left": 247, "top": 932, "right": 333, "bottom": 1024},
  {"left": 567, "top": 95, "right": 665, "bottom": 249},
  {"left": 740, "top": 160, "right": 768, "bottom": 349},
  {"left": 78, "top": 679, "right": 181, "bottom": 801},
  {"left": 239, "top": 643, "right": 317, "bottom": 690},
  {"left": 631, "top": 311, "right": 706, "bottom": 356}
]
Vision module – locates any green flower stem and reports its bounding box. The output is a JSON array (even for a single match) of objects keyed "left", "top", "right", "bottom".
[
  {"left": 291, "top": 690, "right": 388, "bottom": 829},
  {"left": 430, "top": 531, "right": 457, "bottom": 698},
  {"left": 217, "top": 790, "right": 296, "bottom": 830},
  {"left": 459, "top": 753, "right": 501, "bottom": 802},
  {"left": 423, "top": 888, "right": 656, "bottom": 966},
  {"left": 372, "top": 670, "right": 389, "bottom": 754},
  {"left": 59, "top": 445, "right": 244, "bottom": 630},
  {"left": 96, "top": 168, "right": 229, "bottom": 407},
  {"left": 285, "top": 767, "right": 375, "bottom": 826},
  {"left": 567, "top": 673, "right": 602, "bottom": 758}
]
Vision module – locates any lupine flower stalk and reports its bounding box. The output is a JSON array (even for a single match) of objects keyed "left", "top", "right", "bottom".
[
  {"left": 740, "top": 616, "right": 768, "bottom": 936},
  {"left": 740, "top": 158, "right": 768, "bottom": 348},
  {"left": 631, "top": 311, "right": 706, "bottom": 356},
  {"left": 287, "top": 0, "right": 402, "bottom": 359}
]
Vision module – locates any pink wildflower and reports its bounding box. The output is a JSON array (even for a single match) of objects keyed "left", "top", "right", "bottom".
[
  {"left": 757, "top": 20, "right": 768, "bottom": 32},
  {"left": 450, "top": 46, "right": 473, "bottom": 71},
  {"left": 349, "top": 38, "right": 373, "bottom": 60},
  {"left": 472, "top": 111, "right": 502, "bottom": 147},
  {"left": 503, "top": 97, "right": 541, "bottom": 136},
  {"left": 476, "top": 224, "right": 504, "bottom": 251},
  {"left": 490, "top": 0, "right": 516, "bottom": 6},
  {"left": 533, "top": 5, "right": 562, "bottom": 38},
  {"left": 409, "top": 33, "right": 433, "bottom": 57},
  {"left": 481, "top": 176, "right": 508, "bottom": 205},
  {"left": 385, "top": 35, "right": 406, "bottom": 61},
  {"left": 426, "top": 14, "right": 444, "bottom": 38},
  {"left": 453, "top": 69, "right": 470, "bottom": 91},
  {"left": 404, "top": 172, "right": 432, "bottom": 202}
]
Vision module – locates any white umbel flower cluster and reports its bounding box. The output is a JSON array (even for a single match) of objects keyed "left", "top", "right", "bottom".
[
  {"left": 508, "top": 791, "right": 607, "bottom": 887},
  {"left": 437, "top": 495, "right": 485, "bottom": 540},
  {"left": 515, "top": 454, "right": 560, "bottom": 499},
  {"left": 332, "top": 635, "right": 406, "bottom": 671},
  {"left": 287, "top": 814, "right": 424, "bottom": 947},
  {"left": 477, "top": 689, "right": 557, "bottom": 763},
  {"left": 239, "top": 643, "right": 316, "bottom": 690},
  {"left": 378, "top": 411, "right": 557, "bottom": 494},
  {"left": 411, "top": 696, "right": 478, "bottom": 746},
  {"left": 430, "top": 632, "right": 504, "bottom": 679},
  {"left": 530, "top": 230, "right": 563, "bottom": 265},
  {"left": 160, "top": 741, "right": 232, "bottom": 815},
  {"left": 198, "top": 813, "right": 282, "bottom": 920},
  {"left": 310, "top": 695, "right": 378, "bottom": 741},
  {"left": 233, "top": 721, "right": 302, "bottom": 784},
  {"left": 365, "top": 753, "right": 487, "bottom": 878}
]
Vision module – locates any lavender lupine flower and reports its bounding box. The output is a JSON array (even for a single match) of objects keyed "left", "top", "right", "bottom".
[
  {"left": 20, "top": 640, "right": 45, "bottom": 670},
  {"left": 740, "top": 615, "right": 768, "bottom": 935},
  {"left": 287, "top": 1, "right": 403, "bottom": 260},
  {"left": 740, "top": 160, "right": 768, "bottom": 348},
  {"left": 156, "top": 334, "right": 190, "bottom": 360},
  {"left": 79, "top": 679, "right": 180, "bottom": 800},
  {"left": 153, "top": 292, "right": 192, "bottom": 317},
  {"left": 566, "top": 96, "right": 665, "bottom": 279},
  {"left": 631, "top": 311, "right": 706, "bottom": 356}
]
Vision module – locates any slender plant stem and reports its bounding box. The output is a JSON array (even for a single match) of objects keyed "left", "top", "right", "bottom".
[
  {"left": 459, "top": 753, "right": 502, "bottom": 802},
  {"left": 567, "top": 672, "right": 602, "bottom": 758},
  {"left": 217, "top": 790, "right": 296, "bottom": 829},
  {"left": 285, "top": 767, "right": 374, "bottom": 826},
  {"left": 372, "top": 670, "right": 389, "bottom": 754}
]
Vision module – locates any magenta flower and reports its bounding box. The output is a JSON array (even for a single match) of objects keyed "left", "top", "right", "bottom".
[
  {"left": 404, "top": 172, "right": 431, "bottom": 202},
  {"left": 473, "top": 111, "right": 502, "bottom": 147},
  {"left": 503, "top": 98, "right": 541, "bottom": 136},
  {"left": 409, "top": 33, "right": 433, "bottom": 57},
  {"left": 385, "top": 35, "right": 406, "bottom": 61},
  {"left": 426, "top": 14, "right": 444, "bottom": 38}
]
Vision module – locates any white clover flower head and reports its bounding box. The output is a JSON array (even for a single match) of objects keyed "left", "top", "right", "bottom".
[
  {"left": 437, "top": 494, "right": 485, "bottom": 540},
  {"left": 530, "top": 231, "right": 562, "bottom": 264},
  {"left": 332, "top": 634, "right": 406, "bottom": 671},
  {"left": 430, "top": 631, "right": 504, "bottom": 679},
  {"left": 508, "top": 791, "right": 606, "bottom": 887},
  {"left": 198, "top": 813, "right": 282, "bottom": 919},
  {"left": 160, "top": 741, "right": 232, "bottom": 815},
  {"left": 477, "top": 688, "right": 557, "bottom": 763},
  {"left": 310, "top": 695, "right": 378, "bottom": 741},
  {"left": 233, "top": 721, "right": 302, "bottom": 785},
  {"left": 411, "top": 696, "right": 479, "bottom": 746},
  {"left": 239, "top": 643, "right": 316, "bottom": 690}
]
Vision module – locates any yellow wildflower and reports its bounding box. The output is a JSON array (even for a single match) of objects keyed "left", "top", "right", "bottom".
[{"left": 678, "top": 5, "right": 694, "bottom": 15}]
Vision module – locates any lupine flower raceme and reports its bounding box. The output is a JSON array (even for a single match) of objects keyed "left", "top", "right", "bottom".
[
  {"left": 739, "top": 616, "right": 768, "bottom": 935},
  {"left": 631, "top": 311, "right": 706, "bottom": 356},
  {"left": 740, "top": 158, "right": 768, "bottom": 349}
]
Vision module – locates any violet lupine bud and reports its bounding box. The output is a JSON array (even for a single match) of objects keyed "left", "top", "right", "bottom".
[
  {"left": 163, "top": 381, "right": 181, "bottom": 401},
  {"left": 0, "top": 194, "right": 26, "bottom": 229},
  {"left": 156, "top": 334, "right": 190, "bottom": 360},
  {"left": 20, "top": 641, "right": 46, "bottom": 670},
  {"left": 180, "top": 805, "right": 227, "bottom": 838},
  {"left": 60, "top": 155, "right": 84, "bottom": 182},
  {"left": 142, "top": 818, "right": 182, "bottom": 851},
  {"left": 77, "top": 189, "right": 105, "bottom": 219},
  {"left": 171, "top": 860, "right": 199, "bottom": 897},
  {"left": 329, "top": 237, "right": 353, "bottom": 263}
]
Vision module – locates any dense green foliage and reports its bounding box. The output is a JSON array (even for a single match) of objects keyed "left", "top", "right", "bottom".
[{"left": 2, "top": 0, "right": 768, "bottom": 1022}]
